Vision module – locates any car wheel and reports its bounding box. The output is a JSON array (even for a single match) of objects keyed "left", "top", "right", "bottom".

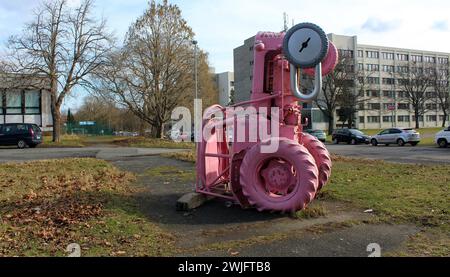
[
  {"left": 350, "top": 139, "right": 357, "bottom": 145},
  {"left": 411, "top": 142, "right": 419, "bottom": 147},
  {"left": 397, "top": 139, "right": 405, "bottom": 147},
  {"left": 438, "top": 139, "right": 448, "bottom": 148},
  {"left": 385, "top": 144, "right": 389, "bottom": 147},
  {"left": 29, "top": 144, "right": 38, "bottom": 148},
  {"left": 333, "top": 138, "right": 339, "bottom": 144},
  {"left": 17, "top": 140, "right": 27, "bottom": 149},
  {"left": 371, "top": 139, "right": 378, "bottom": 146}
]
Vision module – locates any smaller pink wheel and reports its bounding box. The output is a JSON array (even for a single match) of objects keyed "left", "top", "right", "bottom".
[
  {"left": 300, "top": 133, "right": 332, "bottom": 190},
  {"left": 303, "top": 41, "right": 338, "bottom": 77}
]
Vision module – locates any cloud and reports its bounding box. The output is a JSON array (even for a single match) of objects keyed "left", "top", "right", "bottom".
[
  {"left": 361, "top": 17, "right": 401, "bottom": 33},
  {"left": 432, "top": 20, "right": 449, "bottom": 31}
]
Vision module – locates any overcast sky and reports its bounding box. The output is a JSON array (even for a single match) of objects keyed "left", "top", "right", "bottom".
[{"left": 1, "top": 0, "right": 450, "bottom": 109}]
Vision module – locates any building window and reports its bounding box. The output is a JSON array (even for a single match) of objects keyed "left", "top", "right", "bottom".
[
  {"left": 383, "top": 90, "right": 395, "bottom": 98},
  {"left": 366, "top": 90, "right": 380, "bottom": 97},
  {"left": 339, "top": 49, "right": 354, "bottom": 58},
  {"left": 424, "top": 56, "right": 436, "bottom": 63},
  {"left": 440, "top": 115, "right": 449, "bottom": 121},
  {"left": 359, "top": 116, "right": 365, "bottom": 123},
  {"left": 426, "top": 91, "right": 437, "bottom": 98},
  {"left": 397, "top": 79, "right": 409, "bottom": 86},
  {"left": 366, "top": 64, "right": 379, "bottom": 71},
  {"left": 382, "top": 65, "right": 395, "bottom": 72},
  {"left": 383, "top": 116, "right": 394, "bottom": 122},
  {"left": 357, "top": 50, "right": 364, "bottom": 58},
  {"left": 397, "top": 66, "right": 409, "bottom": 73},
  {"left": 411, "top": 55, "right": 423, "bottom": 62},
  {"left": 398, "top": 103, "right": 410, "bottom": 110},
  {"left": 383, "top": 103, "right": 395, "bottom": 110},
  {"left": 367, "top": 116, "right": 380, "bottom": 123},
  {"left": 397, "top": 91, "right": 407, "bottom": 98},
  {"left": 398, "top": 115, "right": 410, "bottom": 122},
  {"left": 6, "top": 90, "right": 22, "bottom": 114},
  {"left": 426, "top": 103, "right": 437, "bottom": 110},
  {"left": 382, "top": 78, "right": 395, "bottom": 85},
  {"left": 366, "top": 51, "right": 379, "bottom": 59},
  {"left": 367, "top": 77, "right": 380, "bottom": 84},
  {"left": 426, "top": 115, "right": 437, "bottom": 122},
  {"left": 367, "top": 103, "right": 381, "bottom": 110},
  {"left": 25, "top": 90, "right": 40, "bottom": 114},
  {"left": 397, "top": 54, "right": 409, "bottom": 61},
  {"left": 381, "top": 52, "right": 394, "bottom": 60},
  {"left": 358, "top": 63, "right": 364, "bottom": 71},
  {"left": 424, "top": 68, "right": 436, "bottom": 75},
  {"left": 438, "top": 57, "right": 449, "bottom": 64}
]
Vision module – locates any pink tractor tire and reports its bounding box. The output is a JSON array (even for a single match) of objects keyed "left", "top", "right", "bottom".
[
  {"left": 239, "top": 138, "right": 319, "bottom": 213},
  {"left": 300, "top": 133, "right": 332, "bottom": 191}
]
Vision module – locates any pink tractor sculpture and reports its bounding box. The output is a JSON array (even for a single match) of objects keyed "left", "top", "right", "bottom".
[{"left": 196, "top": 23, "right": 338, "bottom": 213}]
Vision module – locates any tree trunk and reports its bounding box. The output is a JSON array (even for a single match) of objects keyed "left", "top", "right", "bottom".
[
  {"left": 443, "top": 111, "right": 448, "bottom": 127},
  {"left": 49, "top": 80, "right": 62, "bottom": 143},
  {"left": 328, "top": 116, "right": 335, "bottom": 135},
  {"left": 150, "top": 123, "right": 163, "bottom": 139},
  {"left": 414, "top": 110, "right": 420, "bottom": 129},
  {"left": 52, "top": 107, "right": 62, "bottom": 143}
]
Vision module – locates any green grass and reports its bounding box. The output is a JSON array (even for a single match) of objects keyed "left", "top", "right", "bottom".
[
  {"left": 322, "top": 156, "right": 449, "bottom": 231},
  {"left": 0, "top": 158, "right": 175, "bottom": 257},
  {"left": 41, "top": 134, "right": 194, "bottom": 149},
  {"left": 41, "top": 134, "right": 85, "bottom": 147},
  {"left": 115, "top": 137, "right": 194, "bottom": 149}
]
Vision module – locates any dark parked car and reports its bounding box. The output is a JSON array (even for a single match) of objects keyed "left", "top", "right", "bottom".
[
  {"left": 332, "top": 128, "right": 370, "bottom": 145},
  {"left": 0, "top": 123, "right": 42, "bottom": 149}
]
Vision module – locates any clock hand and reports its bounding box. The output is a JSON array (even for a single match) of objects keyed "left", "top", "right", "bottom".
[{"left": 299, "top": 37, "right": 311, "bottom": 53}]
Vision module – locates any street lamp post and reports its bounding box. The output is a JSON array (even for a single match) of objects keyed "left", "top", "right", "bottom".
[
  {"left": 192, "top": 40, "right": 199, "bottom": 191},
  {"left": 192, "top": 40, "right": 199, "bottom": 100}
]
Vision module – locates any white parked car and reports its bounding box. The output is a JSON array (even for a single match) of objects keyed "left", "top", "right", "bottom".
[
  {"left": 435, "top": 126, "right": 450, "bottom": 148},
  {"left": 371, "top": 128, "right": 421, "bottom": 147}
]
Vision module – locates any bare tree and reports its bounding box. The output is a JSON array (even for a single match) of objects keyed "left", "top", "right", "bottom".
[
  {"left": 7, "top": 0, "right": 113, "bottom": 142},
  {"left": 93, "top": 0, "right": 216, "bottom": 138},
  {"left": 313, "top": 55, "right": 357, "bottom": 134},
  {"left": 397, "top": 62, "right": 434, "bottom": 129},
  {"left": 432, "top": 64, "right": 450, "bottom": 127}
]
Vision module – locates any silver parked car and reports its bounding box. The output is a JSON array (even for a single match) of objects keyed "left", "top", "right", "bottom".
[{"left": 371, "top": 128, "right": 420, "bottom": 147}]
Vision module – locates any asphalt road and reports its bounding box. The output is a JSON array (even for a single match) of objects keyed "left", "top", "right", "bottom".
[{"left": 326, "top": 144, "right": 450, "bottom": 164}]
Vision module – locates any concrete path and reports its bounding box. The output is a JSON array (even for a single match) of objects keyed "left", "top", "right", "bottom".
[
  {"left": 326, "top": 144, "right": 450, "bottom": 164},
  {"left": 111, "top": 155, "right": 420, "bottom": 257}
]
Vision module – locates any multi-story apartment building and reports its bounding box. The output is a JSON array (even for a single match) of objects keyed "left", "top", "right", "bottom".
[
  {"left": 233, "top": 33, "right": 450, "bottom": 130},
  {"left": 233, "top": 36, "right": 255, "bottom": 104},
  {"left": 215, "top": 71, "right": 235, "bottom": 106}
]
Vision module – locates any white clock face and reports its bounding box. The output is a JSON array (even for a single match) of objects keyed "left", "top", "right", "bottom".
[{"left": 283, "top": 23, "right": 328, "bottom": 68}]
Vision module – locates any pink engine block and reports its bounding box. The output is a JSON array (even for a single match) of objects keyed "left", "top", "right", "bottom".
[{"left": 196, "top": 23, "right": 337, "bottom": 212}]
